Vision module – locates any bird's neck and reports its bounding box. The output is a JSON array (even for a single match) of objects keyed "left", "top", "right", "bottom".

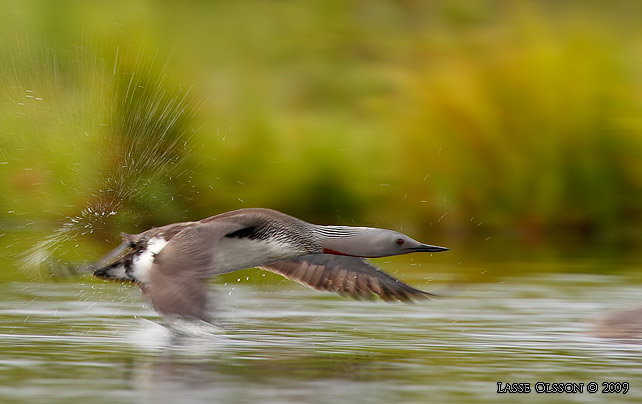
[{"left": 313, "top": 225, "right": 376, "bottom": 258}]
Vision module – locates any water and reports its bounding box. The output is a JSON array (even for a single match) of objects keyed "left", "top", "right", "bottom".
[{"left": 1, "top": 270, "right": 641, "bottom": 404}]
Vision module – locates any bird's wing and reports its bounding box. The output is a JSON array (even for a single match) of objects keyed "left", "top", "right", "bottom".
[
  {"left": 147, "top": 221, "right": 242, "bottom": 321},
  {"left": 261, "top": 254, "right": 436, "bottom": 302}
]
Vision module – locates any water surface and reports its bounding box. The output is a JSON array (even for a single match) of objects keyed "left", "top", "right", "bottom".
[{"left": 1, "top": 268, "right": 641, "bottom": 403}]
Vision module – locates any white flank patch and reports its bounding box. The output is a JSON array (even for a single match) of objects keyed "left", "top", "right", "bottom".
[
  {"left": 148, "top": 237, "right": 169, "bottom": 255},
  {"left": 131, "top": 237, "right": 168, "bottom": 284}
]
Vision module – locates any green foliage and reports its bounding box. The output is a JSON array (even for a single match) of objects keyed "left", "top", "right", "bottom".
[{"left": 1, "top": 0, "right": 642, "bottom": 280}]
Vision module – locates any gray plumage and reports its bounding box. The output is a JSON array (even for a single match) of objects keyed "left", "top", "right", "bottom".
[{"left": 93, "top": 208, "right": 448, "bottom": 321}]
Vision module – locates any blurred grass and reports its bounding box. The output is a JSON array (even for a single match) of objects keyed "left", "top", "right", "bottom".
[{"left": 1, "top": 1, "right": 642, "bottom": 281}]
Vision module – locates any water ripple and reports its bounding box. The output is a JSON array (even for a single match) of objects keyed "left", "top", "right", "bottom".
[{"left": 1, "top": 273, "right": 641, "bottom": 403}]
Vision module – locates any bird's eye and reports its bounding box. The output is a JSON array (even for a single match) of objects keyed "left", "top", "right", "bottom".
[{"left": 396, "top": 238, "right": 404, "bottom": 245}]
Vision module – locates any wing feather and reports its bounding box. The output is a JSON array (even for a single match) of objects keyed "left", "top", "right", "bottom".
[
  {"left": 262, "top": 254, "right": 435, "bottom": 302},
  {"left": 147, "top": 221, "right": 242, "bottom": 321},
  {"left": 308, "top": 265, "right": 325, "bottom": 289}
]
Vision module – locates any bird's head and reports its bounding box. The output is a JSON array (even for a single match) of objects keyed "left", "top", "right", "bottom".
[{"left": 317, "top": 226, "right": 448, "bottom": 258}]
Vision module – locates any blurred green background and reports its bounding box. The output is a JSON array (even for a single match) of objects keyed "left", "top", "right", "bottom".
[{"left": 1, "top": 0, "right": 642, "bottom": 281}]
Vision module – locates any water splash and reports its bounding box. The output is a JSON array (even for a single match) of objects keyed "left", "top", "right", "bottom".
[
  {"left": 5, "top": 40, "right": 203, "bottom": 276},
  {"left": 123, "top": 318, "right": 228, "bottom": 353},
  {"left": 20, "top": 201, "right": 123, "bottom": 278}
]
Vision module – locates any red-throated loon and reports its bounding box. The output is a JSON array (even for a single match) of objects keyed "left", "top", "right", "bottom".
[{"left": 93, "top": 208, "right": 448, "bottom": 321}]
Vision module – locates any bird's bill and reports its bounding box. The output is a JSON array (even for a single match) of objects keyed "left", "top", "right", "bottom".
[{"left": 413, "top": 244, "right": 449, "bottom": 253}]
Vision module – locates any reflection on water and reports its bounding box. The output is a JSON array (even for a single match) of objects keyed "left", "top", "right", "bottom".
[{"left": 1, "top": 272, "right": 641, "bottom": 404}]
